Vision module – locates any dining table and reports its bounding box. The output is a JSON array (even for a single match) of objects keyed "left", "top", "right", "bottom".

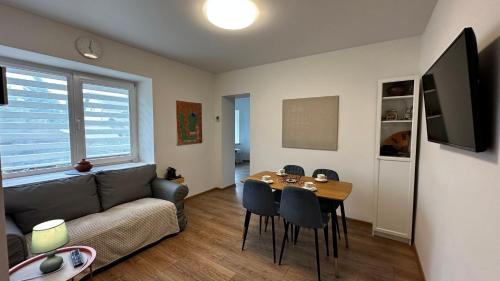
[{"left": 241, "top": 170, "right": 353, "bottom": 272}]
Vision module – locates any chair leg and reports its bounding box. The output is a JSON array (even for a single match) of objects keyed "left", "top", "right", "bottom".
[
  {"left": 279, "top": 222, "right": 289, "bottom": 265},
  {"left": 265, "top": 216, "right": 269, "bottom": 232},
  {"left": 331, "top": 212, "right": 339, "bottom": 277},
  {"left": 323, "top": 225, "right": 329, "bottom": 256},
  {"left": 271, "top": 216, "right": 276, "bottom": 263},
  {"left": 314, "top": 229, "right": 321, "bottom": 281},
  {"left": 294, "top": 226, "right": 300, "bottom": 245},
  {"left": 340, "top": 202, "right": 349, "bottom": 248},
  {"left": 282, "top": 218, "right": 288, "bottom": 242},
  {"left": 334, "top": 214, "right": 341, "bottom": 240},
  {"left": 242, "top": 210, "right": 251, "bottom": 251},
  {"left": 259, "top": 215, "right": 262, "bottom": 235}
]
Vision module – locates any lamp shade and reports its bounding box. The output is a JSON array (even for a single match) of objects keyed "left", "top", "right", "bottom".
[{"left": 31, "top": 219, "right": 69, "bottom": 254}]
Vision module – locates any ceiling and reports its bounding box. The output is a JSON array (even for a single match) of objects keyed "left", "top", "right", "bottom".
[{"left": 0, "top": 0, "right": 437, "bottom": 73}]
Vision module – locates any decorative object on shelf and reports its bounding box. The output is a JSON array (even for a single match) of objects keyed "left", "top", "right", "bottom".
[
  {"left": 177, "top": 101, "right": 202, "bottom": 145},
  {"left": 31, "top": 219, "right": 70, "bottom": 274},
  {"left": 75, "top": 37, "right": 102, "bottom": 60},
  {"left": 381, "top": 130, "right": 411, "bottom": 157},
  {"left": 384, "top": 109, "right": 398, "bottom": 121},
  {"left": 386, "top": 83, "right": 410, "bottom": 96},
  {"left": 165, "top": 167, "right": 183, "bottom": 181},
  {"left": 74, "top": 159, "right": 93, "bottom": 172},
  {"left": 404, "top": 106, "right": 413, "bottom": 120}
]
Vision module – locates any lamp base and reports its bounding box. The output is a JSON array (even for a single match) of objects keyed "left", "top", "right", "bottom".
[{"left": 39, "top": 252, "right": 63, "bottom": 274}]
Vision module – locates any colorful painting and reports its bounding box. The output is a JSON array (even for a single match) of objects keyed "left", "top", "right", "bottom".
[{"left": 176, "top": 101, "right": 202, "bottom": 145}]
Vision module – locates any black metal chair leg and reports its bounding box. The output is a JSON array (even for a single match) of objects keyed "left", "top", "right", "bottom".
[
  {"left": 259, "top": 215, "right": 262, "bottom": 235},
  {"left": 331, "top": 212, "right": 339, "bottom": 277},
  {"left": 279, "top": 222, "right": 289, "bottom": 265},
  {"left": 334, "top": 214, "right": 341, "bottom": 240},
  {"left": 340, "top": 202, "right": 349, "bottom": 248},
  {"left": 290, "top": 223, "right": 294, "bottom": 243},
  {"left": 282, "top": 218, "right": 289, "bottom": 242},
  {"left": 271, "top": 216, "right": 276, "bottom": 263},
  {"left": 314, "top": 229, "right": 321, "bottom": 281},
  {"left": 242, "top": 210, "right": 251, "bottom": 250},
  {"left": 265, "top": 216, "right": 269, "bottom": 232},
  {"left": 323, "top": 225, "right": 329, "bottom": 256},
  {"left": 294, "top": 226, "right": 300, "bottom": 245}
]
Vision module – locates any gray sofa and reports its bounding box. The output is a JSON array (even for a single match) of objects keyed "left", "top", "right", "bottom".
[{"left": 4, "top": 164, "right": 188, "bottom": 269}]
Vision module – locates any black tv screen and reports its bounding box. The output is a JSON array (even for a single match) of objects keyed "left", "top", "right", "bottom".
[{"left": 422, "top": 27, "right": 485, "bottom": 152}]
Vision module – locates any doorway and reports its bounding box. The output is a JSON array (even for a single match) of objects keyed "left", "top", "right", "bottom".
[{"left": 234, "top": 95, "right": 250, "bottom": 184}]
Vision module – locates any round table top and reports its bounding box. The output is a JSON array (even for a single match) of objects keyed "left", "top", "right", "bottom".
[{"left": 9, "top": 246, "right": 96, "bottom": 281}]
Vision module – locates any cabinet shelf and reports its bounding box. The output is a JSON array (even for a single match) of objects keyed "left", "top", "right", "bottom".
[
  {"left": 381, "top": 120, "right": 412, "bottom": 123},
  {"left": 382, "top": 95, "right": 413, "bottom": 100}
]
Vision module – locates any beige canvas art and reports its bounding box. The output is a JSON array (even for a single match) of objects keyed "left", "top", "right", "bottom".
[{"left": 282, "top": 96, "right": 339, "bottom": 150}]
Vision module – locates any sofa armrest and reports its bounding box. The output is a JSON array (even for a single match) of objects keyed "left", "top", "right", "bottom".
[
  {"left": 6, "top": 215, "right": 28, "bottom": 268},
  {"left": 151, "top": 178, "right": 189, "bottom": 231}
]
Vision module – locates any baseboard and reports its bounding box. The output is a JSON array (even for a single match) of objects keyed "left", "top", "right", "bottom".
[
  {"left": 186, "top": 187, "right": 219, "bottom": 199},
  {"left": 221, "top": 184, "right": 236, "bottom": 189},
  {"left": 413, "top": 244, "right": 427, "bottom": 281}
]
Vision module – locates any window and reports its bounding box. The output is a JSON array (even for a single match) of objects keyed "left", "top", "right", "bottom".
[
  {"left": 235, "top": 109, "right": 240, "bottom": 144},
  {"left": 0, "top": 67, "right": 71, "bottom": 173},
  {"left": 0, "top": 62, "right": 137, "bottom": 178}
]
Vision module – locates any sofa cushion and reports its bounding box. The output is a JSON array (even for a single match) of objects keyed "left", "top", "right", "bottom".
[
  {"left": 4, "top": 175, "right": 100, "bottom": 234},
  {"left": 95, "top": 164, "right": 156, "bottom": 210},
  {"left": 25, "top": 198, "right": 180, "bottom": 270}
]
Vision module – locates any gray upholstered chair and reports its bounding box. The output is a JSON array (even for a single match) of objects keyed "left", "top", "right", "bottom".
[
  {"left": 278, "top": 187, "right": 331, "bottom": 281},
  {"left": 313, "top": 168, "right": 348, "bottom": 248},
  {"left": 242, "top": 179, "right": 279, "bottom": 263}
]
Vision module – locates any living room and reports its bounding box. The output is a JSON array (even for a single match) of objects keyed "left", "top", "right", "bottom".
[{"left": 1, "top": 0, "right": 499, "bottom": 280}]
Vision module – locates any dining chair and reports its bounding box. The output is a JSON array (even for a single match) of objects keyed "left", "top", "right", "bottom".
[
  {"left": 242, "top": 179, "right": 279, "bottom": 263},
  {"left": 278, "top": 187, "right": 332, "bottom": 281},
  {"left": 283, "top": 164, "right": 305, "bottom": 176},
  {"left": 313, "top": 168, "right": 349, "bottom": 248}
]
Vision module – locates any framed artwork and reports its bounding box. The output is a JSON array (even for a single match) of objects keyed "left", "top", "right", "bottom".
[
  {"left": 282, "top": 96, "right": 339, "bottom": 151},
  {"left": 176, "top": 101, "right": 202, "bottom": 145}
]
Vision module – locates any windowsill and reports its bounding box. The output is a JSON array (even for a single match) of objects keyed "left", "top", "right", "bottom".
[{"left": 2, "top": 162, "right": 149, "bottom": 188}]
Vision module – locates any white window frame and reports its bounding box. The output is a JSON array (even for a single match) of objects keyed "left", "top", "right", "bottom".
[{"left": 0, "top": 57, "right": 138, "bottom": 178}]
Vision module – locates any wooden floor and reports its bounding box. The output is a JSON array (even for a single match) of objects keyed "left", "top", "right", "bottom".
[{"left": 93, "top": 173, "right": 424, "bottom": 281}]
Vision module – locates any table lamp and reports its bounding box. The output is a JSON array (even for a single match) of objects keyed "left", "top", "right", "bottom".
[{"left": 31, "top": 219, "right": 69, "bottom": 274}]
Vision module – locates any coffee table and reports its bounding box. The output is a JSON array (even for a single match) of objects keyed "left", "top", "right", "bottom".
[{"left": 9, "top": 246, "right": 96, "bottom": 281}]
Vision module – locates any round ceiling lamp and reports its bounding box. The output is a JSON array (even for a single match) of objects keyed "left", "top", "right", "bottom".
[{"left": 203, "top": 0, "right": 259, "bottom": 30}]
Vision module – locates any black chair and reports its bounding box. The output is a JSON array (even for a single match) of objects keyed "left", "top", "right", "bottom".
[
  {"left": 242, "top": 179, "right": 279, "bottom": 263},
  {"left": 278, "top": 187, "right": 332, "bottom": 281},
  {"left": 283, "top": 164, "right": 305, "bottom": 176},
  {"left": 313, "top": 169, "right": 348, "bottom": 249}
]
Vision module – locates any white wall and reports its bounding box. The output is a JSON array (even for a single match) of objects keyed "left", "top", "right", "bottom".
[
  {"left": 0, "top": 5, "right": 217, "bottom": 196},
  {"left": 215, "top": 37, "right": 420, "bottom": 222},
  {"left": 415, "top": 0, "right": 500, "bottom": 280},
  {"left": 235, "top": 97, "right": 251, "bottom": 161}
]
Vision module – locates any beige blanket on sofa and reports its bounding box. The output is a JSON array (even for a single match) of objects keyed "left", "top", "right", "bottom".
[{"left": 26, "top": 198, "right": 179, "bottom": 271}]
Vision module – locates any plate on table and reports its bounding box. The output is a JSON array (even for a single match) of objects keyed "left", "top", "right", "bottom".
[
  {"left": 276, "top": 173, "right": 287, "bottom": 176},
  {"left": 314, "top": 178, "right": 328, "bottom": 182},
  {"left": 286, "top": 178, "right": 298, "bottom": 183},
  {"left": 302, "top": 186, "right": 317, "bottom": 192},
  {"left": 262, "top": 179, "right": 274, "bottom": 184}
]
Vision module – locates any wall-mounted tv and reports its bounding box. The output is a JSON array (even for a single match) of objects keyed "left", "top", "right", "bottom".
[{"left": 422, "top": 27, "right": 486, "bottom": 152}]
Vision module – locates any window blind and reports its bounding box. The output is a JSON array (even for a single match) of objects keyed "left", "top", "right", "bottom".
[
  {"left": 0, "top": 67, "right": 71, "bottom": 173},
  {"left": 82, "top": 83, "right": 131, "bottom": 158}
]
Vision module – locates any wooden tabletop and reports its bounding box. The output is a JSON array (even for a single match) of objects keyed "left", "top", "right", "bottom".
[
  {"left": 243, "top": 171, "right": 352, "bottom": 201},
  {"left": 9, "top": 246, "right": 96, "bottom": 281}
]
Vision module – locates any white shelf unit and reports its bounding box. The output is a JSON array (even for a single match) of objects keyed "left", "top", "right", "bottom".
[{"left": 373, "top": 76, "right": 419, "bottom": 243}]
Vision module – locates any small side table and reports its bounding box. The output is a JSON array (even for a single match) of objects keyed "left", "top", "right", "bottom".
[
  {"left": 172, "top": 177, "right": 185, "bottom": 184},
  {"left": 9, "top": 246, "right": 96, "bottom": 281}
]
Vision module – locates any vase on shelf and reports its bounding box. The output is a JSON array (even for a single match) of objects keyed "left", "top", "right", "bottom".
[{"left": 74, "top": 159, "right": 93, "bottom": 172}]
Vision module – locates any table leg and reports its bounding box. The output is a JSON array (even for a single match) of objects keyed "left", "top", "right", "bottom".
[{"left": 340, "top": 202, "right": 349, "bottom": 248}]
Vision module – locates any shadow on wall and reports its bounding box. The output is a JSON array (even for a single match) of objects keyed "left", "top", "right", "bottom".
[{"left": 439, "top": 36, "right": 500, "bottom": 164}]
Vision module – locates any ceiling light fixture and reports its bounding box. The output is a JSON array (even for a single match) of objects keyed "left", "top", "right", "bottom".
[{"left": 203, "top": 0, "right": 259, "bottom": 30}]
